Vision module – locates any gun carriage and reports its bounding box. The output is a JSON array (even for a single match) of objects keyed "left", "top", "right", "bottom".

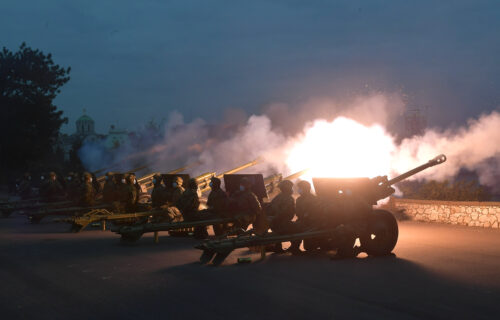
[{"left": 196, "top": 154, "right": 447, "bottom": 266}]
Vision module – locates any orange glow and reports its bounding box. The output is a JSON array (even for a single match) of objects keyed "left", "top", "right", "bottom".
[{"left": 286, "top": 117, "right": 395, "bottom": 178}]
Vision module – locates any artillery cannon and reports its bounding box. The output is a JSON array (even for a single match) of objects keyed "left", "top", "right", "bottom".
[{"left": 196, "top": 154, "right": 447, "bottom": 266}]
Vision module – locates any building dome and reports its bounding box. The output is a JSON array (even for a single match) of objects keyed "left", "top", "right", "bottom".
[{"left": 76, "top": 110, "right": 95, "bottom": 136}]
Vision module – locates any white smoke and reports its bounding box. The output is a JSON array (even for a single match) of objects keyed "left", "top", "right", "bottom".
[
  {"left": 392, "top": 110, "right": 500, "bottom": 189},
  {"left": 77, "top": 93, "right": 499, "bottom": 194}
]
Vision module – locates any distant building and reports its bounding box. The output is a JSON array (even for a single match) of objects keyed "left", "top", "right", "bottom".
[{"left": 57, "top": 111, "right": 131, "bottom": 161}]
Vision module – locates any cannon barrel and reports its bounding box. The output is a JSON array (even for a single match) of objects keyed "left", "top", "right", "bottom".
[
  {"left": 216, "top": 158, "right": 260, "bottom": 178},
  {"left": 96, "top": 165, "right": 150, "bottom": 182},
  {"left": 385, "top": 154, "right": 447, "bottom": 186},
  {"left": 284, "top": 169, "right": 309, "bottom": 181},
  {"left": 199, "top": 158, "right": 260, "bottom": 194}
]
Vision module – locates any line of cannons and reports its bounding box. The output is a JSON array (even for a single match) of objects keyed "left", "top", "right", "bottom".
[{"left": 1, "top": 155, "right": 446, "bottom": 266}]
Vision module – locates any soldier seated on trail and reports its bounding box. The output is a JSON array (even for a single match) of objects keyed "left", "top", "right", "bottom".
[
  {"left": 177, "top": 178, "right": 200, "bottom": 221},
  {"left": 168, "top": 176, "right": 185, "bottom": 206},
  {"left": 266, "top": 180, "right": 303, "bottom": 254},
  {"left": 18, "top": 172, "right": 33, "bottom": 199},
  {"left": 295, "top": 180, "right": 323, "bottom": 253},
  {"left": 111, "top": 173, "right": 136, "bottom": 213},
  {"left": 102, "top": 172, "right": 116, "bottom": 204},
  {"left": 66, "top": 172, "right": 81, "bottom": 203},
  {"left": 129, "top": 172, "right": 152, "bottom": 212},
  {"left": 79, "top": 172, "right": 96, "bottom": 207},
  {"left": 151, "top": 174, "right": 167, "bottom": 208},
  {"left": 176, "top": 178, "right": 207, "bottom": 237},
  {"left": 91, "top": 172, "right": 101, "bottom": 194},
  {"left": 40, "top": 172, "right": 65, "bottom": 202},
  {"left": 149, "top": 175, "right": 183, "bottom": 223},
  {"left": 197, "top": 177, "right": 229, "bottom": 236},
  {"left": 228, "top": 177, "right": 262, "bottom": 230}
]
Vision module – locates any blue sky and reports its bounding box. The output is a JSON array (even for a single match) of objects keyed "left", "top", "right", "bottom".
[{"left": 2, "top": 0, "right": 499, "bottom": 133}]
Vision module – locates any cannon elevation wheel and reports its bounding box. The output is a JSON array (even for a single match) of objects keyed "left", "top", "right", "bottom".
[{"left": 361, "top": 209, "right": 398, "bottom": 256}]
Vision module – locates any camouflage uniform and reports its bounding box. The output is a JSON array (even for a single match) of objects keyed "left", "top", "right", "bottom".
[
  {"left": 267, "top": 180, "right": 301, "bottom": 253},
  {"left": 151, "top": 175, "right": 167, "bottom": 208},
  {"left": 169, "top": 176, "right": 185, "bottom": 206},
  {"left": 229, "top": 178, "right": 262, "bottom": 227},
  {"left": 102, "top": 173, "right": 116, "bottom": 204},
  {"left": 177, "top": 178, "right": 200, "bottom": 221},
  {"left": 66, "top": 173, "right": 81, "bottom": 203},
  {"left": 79, "top": 173, "right": 95, "bottom": 207},
  {"left": 202, "top": 177, "right": 229, "bottom": 235},
  {"left": 112, "top": 174, "right": 137, "bottom": 213},
  {"left": 41, "top": 172, "right": 64, "bottom": 202}
]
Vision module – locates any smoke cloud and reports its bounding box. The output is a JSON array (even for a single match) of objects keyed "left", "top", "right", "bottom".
[
  {"left": 392, "top": 110, "right": 500, "bottom": 190},
  {"left": 78, "top": 93, "right": 499, "bottom": 193}
]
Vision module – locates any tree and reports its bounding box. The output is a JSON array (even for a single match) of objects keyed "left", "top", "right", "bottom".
[
  {"left": 0, "top": 43, "right": 70, "bottom": 181},
  {"left": 398, "top": 179, "right": 491, "bottom": 201}
]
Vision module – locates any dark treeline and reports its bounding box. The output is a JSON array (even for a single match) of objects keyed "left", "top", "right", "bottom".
[{"left": 0, "top": 43, "right": 81, "bottom": 185}]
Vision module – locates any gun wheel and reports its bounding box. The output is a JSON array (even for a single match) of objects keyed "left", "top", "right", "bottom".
[
  {"left": 200, "top": 249, "right": 216, "bottom": 264},
  {"left": 120, "top": 232, "right": 142, "bottom": 244},
  {"left": 70, "top": 224, "right": 84, "bottom": 233},
  {"left": 361, "top": 209, "right": 398, "bottom": 256},
  {"left": 212, "top": 251, "right": 231, "bottom": 266}
]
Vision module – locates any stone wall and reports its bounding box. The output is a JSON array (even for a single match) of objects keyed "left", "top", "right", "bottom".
[{"left": 386, "top": 197, "right": 500, "bottom": 229}]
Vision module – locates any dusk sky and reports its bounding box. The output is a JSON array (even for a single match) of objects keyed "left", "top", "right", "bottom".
[{"left": 2, "top": 0, "right": 499, "bottom": 134}]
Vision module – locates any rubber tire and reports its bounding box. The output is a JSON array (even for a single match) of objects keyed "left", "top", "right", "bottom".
[
  {"left": 361, "top": 209, "right": 398, "bottom": 256},
  {"left": 120, "top": 232, "right": 143, "bottom": 244}
]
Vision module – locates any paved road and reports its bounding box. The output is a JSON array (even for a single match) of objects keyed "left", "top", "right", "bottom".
[{"left": 0, "top": 214, "right": 499, "bottom": 319}]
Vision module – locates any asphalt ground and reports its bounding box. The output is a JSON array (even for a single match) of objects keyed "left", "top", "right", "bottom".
[{"left": 0, "top": 213, "right": 499, "bottom": 320}]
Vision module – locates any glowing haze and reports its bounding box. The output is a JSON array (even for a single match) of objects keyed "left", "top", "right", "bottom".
[{"left": 286, "top": 118, "right": 395, "bottom": 179}]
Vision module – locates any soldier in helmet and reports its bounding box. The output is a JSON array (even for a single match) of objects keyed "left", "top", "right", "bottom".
[
  {"left": 102, "top": 172, "right": 116, "bottom": 204},
  {"left": 79, "top": 172, "right": 96, "bottom": 207},
  {"left": 124, "top": 173, "right": 139, "bottom": 211},
  {"left": 296, "top": 180, "right": 321, "bottom": 226},
  {"left": 177, "top": 178, "right": 200, "bottom": 222},
  {"left": 151, "top": 174, "right": 167, "bottom": 208},
  {"left": 91, "top": 172, "right": 101, "bottom": 194},
  {"left": 168, "top": 176, "right": 185, "bottom": 206},
  {"left": 229, "top": 177, "right": 262, "bottom": 230},
  {"left": 112, "top": 173, "right": 135, "bottom": 212},
  {"left": 196, "top": 176, "right": 230, "bottom": 236},
  {"left": 266, "top": 180, "right": 302, "bottom": 254},
  {"left": 66, "top": 172, "right": 80, "bottom": 203},
  {"left": 295, "top": 180, "right": 322, "bottom": 252},
  {"left": 18, "top": 172, "right": 33, "bottom": 199},
  {"left": 41, "top": 172, "right": 64, "bottom": 202}
]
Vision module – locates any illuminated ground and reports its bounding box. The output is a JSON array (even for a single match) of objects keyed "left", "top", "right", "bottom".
[{"left": 0, "top": 214, "right": 499, "bottom": 319}]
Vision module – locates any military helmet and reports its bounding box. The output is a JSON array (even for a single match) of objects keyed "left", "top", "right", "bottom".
[
  {"left": 278, "top": 180, "right": 294, "bottom": 193},
  {"left": 210, "top": 177, "right": 221, "bottom": 189},
  {"left": 297, "top": 180, "right": 311, "bottom": 192}
]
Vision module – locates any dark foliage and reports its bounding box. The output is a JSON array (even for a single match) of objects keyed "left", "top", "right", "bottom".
[
  {"left": 398, "top": 179, "right": 492, "bottom": 201},
  {"left": 0, "top": 43, "right": 70, "bottom": 181}
]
